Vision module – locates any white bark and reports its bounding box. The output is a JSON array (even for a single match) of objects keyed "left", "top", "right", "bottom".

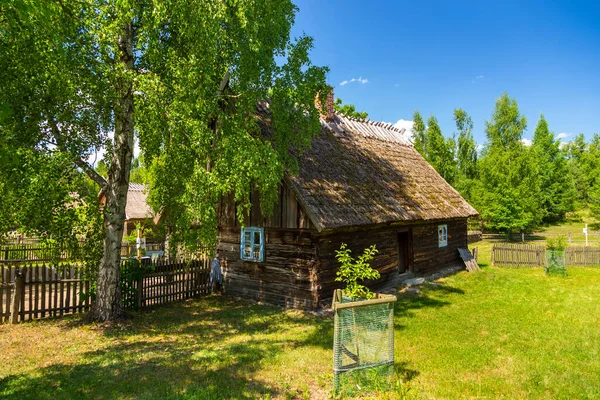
[{"left": 89, "top": 22, "right": 134, "bottom": 321}]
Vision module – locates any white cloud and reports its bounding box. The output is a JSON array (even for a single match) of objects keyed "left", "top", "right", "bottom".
[
  {"left": 393, "top": 119, "right": 414, "bottom": 139},
  {"left": 521, "top": 138, "right": 532, "bottom": 146},
  {"left": 557, "top": 132, "right": 570, "bottom": 140},
  {"left": 339, "top": 76, "right": 368, "bottom": 86},
  {"left": 472, "top": 75, "right": 485, "bottom": 84}
]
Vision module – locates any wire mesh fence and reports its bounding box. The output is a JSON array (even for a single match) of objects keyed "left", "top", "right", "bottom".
[
  {"left": 545, "top": 250, "right": 567, "bottom": 276},
  {"left": 332, "top": 289, "right": 396, "bottom": 397}
]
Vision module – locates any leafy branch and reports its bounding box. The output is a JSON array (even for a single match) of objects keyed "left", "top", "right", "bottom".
[{"left": 335, "top": 243, "right": 380, "bottom": 299}]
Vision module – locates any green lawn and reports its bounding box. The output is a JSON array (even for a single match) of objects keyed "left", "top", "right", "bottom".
[{"left": 2, "top": 265, "right": 600, "bottom": 399}]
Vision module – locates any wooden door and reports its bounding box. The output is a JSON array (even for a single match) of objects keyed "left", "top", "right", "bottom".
[{"left": 397, "top": 230, "right": 412, "bottom": 274}]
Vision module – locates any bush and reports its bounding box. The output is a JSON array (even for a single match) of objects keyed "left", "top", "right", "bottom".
[{"left": 335, "top": 243, "right": 379, "bottom": 299}]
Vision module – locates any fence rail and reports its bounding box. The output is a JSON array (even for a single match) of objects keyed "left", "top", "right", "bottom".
[
  {"left": 0, "top": 241, "right": 165, "bottom": 262},
  {"left": 1, "top": 255, "right": 211, "bottom": 324},
  {"left": 492, "top": 243, "right": 600, "bottom": 268}
]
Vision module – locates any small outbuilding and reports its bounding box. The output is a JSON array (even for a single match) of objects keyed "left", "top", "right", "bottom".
[
  {"left": 217, "top": 95, "right": 478, "bottom": 310},
  {"left": 100, "top": 183, "right": 154, "bottom": 236}
]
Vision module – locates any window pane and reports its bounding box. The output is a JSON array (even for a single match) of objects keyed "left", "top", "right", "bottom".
[
  {"left": 244, "top": 244, "right": 252, "bottom": 258},
  {"left": 253, "top": 245, "right": 261, "bottom": 260},
  {"left": 245, "top": 231, "right": 252, "bottom": 245},
  {"left": 253, "top": 231, "right": 259, "bottom": 244}
]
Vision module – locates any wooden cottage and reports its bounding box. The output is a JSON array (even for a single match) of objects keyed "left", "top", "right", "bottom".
[
  {"left": 100, "top": 183, "right": 154, "bottom": 236},
  {"left": 217, "top": 97, "right": 478, "bottom": 310}
]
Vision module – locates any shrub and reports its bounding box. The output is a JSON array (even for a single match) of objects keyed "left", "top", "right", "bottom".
[{"left": 335, "top": 243, "right": 379, "bottom": 299}]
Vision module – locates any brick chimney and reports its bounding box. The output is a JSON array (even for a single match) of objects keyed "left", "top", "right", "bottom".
[{"left": 315, "top": 87, "right": 335, "bottom": 122}]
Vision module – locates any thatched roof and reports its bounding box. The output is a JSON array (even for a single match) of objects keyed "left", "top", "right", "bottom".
[
  {"left": 125, "top": 183, "right": 154, "bottom": 221},
  {"left": 279, "top": 112, "right": 478, "bottom": 232}
]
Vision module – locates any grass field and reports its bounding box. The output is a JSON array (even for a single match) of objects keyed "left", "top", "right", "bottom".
[{"left": 2, "top": 261, "right": 600, "bottom": 399}]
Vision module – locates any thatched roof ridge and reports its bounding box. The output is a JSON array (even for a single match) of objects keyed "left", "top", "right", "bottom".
[
  {"left": 323, "top": 114, "right": 411, "bottom": 146},
  {"left": 285, "top": 113, "right": 478, "bottom": 232},
  {"left": 125, "top": 183, "right": 154, "bottom": 220}
]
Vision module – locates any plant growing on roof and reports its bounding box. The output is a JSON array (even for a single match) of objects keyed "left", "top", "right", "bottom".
[{"left": 335, "top": 243, "right": 380, "bottom": 299}]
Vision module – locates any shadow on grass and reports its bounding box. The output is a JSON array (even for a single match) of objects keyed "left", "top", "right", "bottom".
[
  {"left": 0, "top": 282, "right": 465, "bottom": 399},
  {"left": 0, "top": 296, "right": 332, "bottom": 400}
]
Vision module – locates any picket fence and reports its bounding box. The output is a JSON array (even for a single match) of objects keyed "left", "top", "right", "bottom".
[
  {"left": 0, "top": 256, "right": 212, "bottom": 324},
  {"left": 492, "top": 243, "right": 600, "bottom": 268}
]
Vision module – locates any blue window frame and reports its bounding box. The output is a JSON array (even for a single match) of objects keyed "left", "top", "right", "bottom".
[
  {"left": 240, "top": 227, "right": 265, "bottom": 262},
  {"left": 438, "top": 224, "right": 448, "bottom": 247}
]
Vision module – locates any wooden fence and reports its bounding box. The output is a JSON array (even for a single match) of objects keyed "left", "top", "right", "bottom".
[
  {"left": 492, "top": 243, "right": 600, "bottom": 268},
  {"left": 0, "top": 241, "right": 165, "bottom": 262},
  {"left": 0, "top": 256, "right": 212, "bottom": 324},
  {"left": 0, "top": 264, "right": 91, "bottom": 323}
]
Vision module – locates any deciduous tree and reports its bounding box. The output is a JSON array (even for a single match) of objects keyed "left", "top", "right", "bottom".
[
  {"left": 474, "top": 94, "right": 542, "bottom": 234},
  {"left": 412, "top": 110, "right": 427, "bottom": 157},
  {"left": 334, "top": 98, "right": 368, "bottom": 119},
  {"left": 0, "top": 0, "right": 327, "bottom": 320},
  {"left": 425, "top": 115, "right": 458, "bottom": 186},
  {"left": 531, "top": 114, "right": 575, "bottom": 222}
]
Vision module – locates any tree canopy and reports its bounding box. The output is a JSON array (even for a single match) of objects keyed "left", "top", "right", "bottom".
[
  {"left": 0, "top": 0, "right": 327, "bottom": 320},
  {"left": 334, "top": 98, "right": 368, "bottom": 119}
]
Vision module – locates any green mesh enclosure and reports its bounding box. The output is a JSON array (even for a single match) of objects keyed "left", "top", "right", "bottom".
[
  {"left": 332, "top": 289, "right": 396, "bottom": 397},
  {"left": 545, "top": 250, "right": 567, "bottom": 276}
]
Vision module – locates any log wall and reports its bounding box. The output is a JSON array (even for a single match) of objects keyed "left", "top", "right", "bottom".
[
  {"left": 411, "top": 219, "right": 468, "bottom": 275},
  {"left": 218, "top": 183, "right": 468, "bottom": 309},
  {"left": 218, "top": 227, "right": 319, "bottom": 310},
  {"left": 315, "top": 227, "right": 401, "bottom": 307}
]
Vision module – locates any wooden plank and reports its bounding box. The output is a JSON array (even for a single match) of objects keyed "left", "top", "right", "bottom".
[{"left": 458, "top": 248, "right": 480, "bottom": 272}]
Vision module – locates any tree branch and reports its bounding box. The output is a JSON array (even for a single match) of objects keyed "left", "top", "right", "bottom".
[
  {"left": 75, "top": 157, "right": 108, "bottom": 188},
  {"left": 47, "top": 118, "right": 108, "bottom": 189}
]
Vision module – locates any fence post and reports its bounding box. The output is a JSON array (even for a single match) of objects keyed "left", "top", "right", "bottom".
[
  {"left": 10, "top": 269, "right": 25, "bottom": 324},
  {"left": 136, "top": 274, "right": 143, "bottom": 309},
  {"left": 491, "top": 245, "right": 495, "bottom": 267}
]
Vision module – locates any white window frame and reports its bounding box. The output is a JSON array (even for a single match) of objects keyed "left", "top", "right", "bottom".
[
  {"left": 438, "top": 224, "right": 448, "bottom": 248},
  {"left": 240, "top": 227, "right": 265, "bottom": 262}
]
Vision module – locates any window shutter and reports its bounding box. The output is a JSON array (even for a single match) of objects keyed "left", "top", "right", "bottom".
[
  {"left": 240, "top": 228, "right": 246, "bottom": 259},
  {"left": 259, "top": 229, "right": 265, "bottom": 262}
]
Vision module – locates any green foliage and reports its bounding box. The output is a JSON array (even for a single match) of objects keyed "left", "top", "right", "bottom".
[
  {"left": 335, "top": 243, "right": 380, "bottom": 299},
  {"left": 334, "top": 98, "right": 368, "bottom": 119},
  {"left": 474, "top": 94, "right": 542, "bottom": 233},
  {"left": 120, "top": 258, "right": 154, "bottom": 310},
  {"left": 484, "top": 93, "right": 527, "bottom": 150},
  {"left": 0, "top": 1, "right": 327, "bottom": 262},
  {"left": 546, "top": 236, "right": 567, "bottom": 251},
  {"left": 412, "top": 111, "right": 427, "bottom": 156},
  {"left": 425, "top": 115, "right": 458, "bottom": 186},
  {"left": 453, "top": 109, "right": 478, "bottom": 202},
  {"left": 531, "top": 115, "right": 576, "bottom": 223}
]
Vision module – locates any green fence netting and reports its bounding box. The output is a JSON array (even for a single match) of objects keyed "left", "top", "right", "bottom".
[
  {"left": 545, "top": 250, "right": 567, "bottom": 276},
  {"left": 332, "top": 289, "right": 396, "bottom": 397}
]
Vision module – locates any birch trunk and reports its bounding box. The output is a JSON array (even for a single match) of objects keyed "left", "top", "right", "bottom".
[{"left": 88, "top": 23, "right": 134, "bottom": 321}]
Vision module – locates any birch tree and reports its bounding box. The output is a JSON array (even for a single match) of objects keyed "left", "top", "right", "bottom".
[{"left": 0, "top": 0, "right": 327, "bottom": 321}]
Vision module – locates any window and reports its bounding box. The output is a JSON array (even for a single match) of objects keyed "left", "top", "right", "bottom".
[
  {"left": 438, "top": 224, "right": 448, "bottom": 247},
  {"left": 240, "top": 227, "right": 265, "bottom": 262}
]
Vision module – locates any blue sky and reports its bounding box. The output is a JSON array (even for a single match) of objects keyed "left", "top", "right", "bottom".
[{"left": 291, "top": 0, "right": 600, "bottom": 145}]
